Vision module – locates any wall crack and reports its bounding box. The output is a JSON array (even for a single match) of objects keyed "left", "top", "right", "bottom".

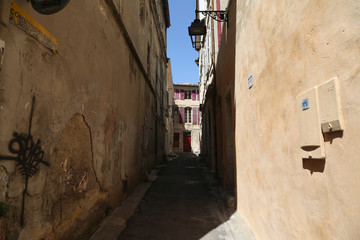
[{"left": 80, "top": 114, "right": 105, "bottom": 192}]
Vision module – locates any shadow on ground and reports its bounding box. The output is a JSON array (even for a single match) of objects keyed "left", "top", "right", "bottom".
[{"left": 117, "top": 153, "right": 250, "bottom": 240}]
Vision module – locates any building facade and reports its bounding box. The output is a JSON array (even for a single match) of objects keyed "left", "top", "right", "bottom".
[
  {"left": 197, "top": 0, "right": 235, "bottom": 198},
  {"left": 197, "top": 0, "right": 360, "bottom": 239},
  {"left": 0, "top": 0, "right": 171, "bottom": 239},
  {"left": 172, "top": 84, "right": 200, "bottom": 154},
  {"left": 165, "top": 59, "right": 174, "bottom": 155}
]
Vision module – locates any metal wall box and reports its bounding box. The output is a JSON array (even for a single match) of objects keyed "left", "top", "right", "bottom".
[
  {"left": 317, "top": 77, "right": 344, "bottom": 133},
  {"left": 296, "top": 87, "right": 325, "bottom": 159}
]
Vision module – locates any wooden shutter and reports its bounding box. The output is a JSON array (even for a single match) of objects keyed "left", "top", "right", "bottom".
[
  {"left": 180, "top": 89, "right": 185, "bottom": 100},
  {"left": 192, "top": 90, "right": 196, "bottom": 100},
  {"left": 179, "top": 107, "right": 184, "bottom": 123},
  {"left": 174, "top": 89, "right": 179, "bottom": 100},
  {"left": 193, "top": 107, "right": 197, "bottom": 125}
]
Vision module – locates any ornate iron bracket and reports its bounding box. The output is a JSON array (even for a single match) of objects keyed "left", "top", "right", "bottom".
[{"left": 196, "top": 10, "right": 228, "bottom": 22}]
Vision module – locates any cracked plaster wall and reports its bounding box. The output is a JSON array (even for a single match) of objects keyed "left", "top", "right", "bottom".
[{"left": 0, "top": 0, "right": 167, "bottom": 239}]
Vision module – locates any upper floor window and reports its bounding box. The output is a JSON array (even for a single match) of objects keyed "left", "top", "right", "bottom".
[
  {"left": 185, "top": 90, "right": 192, "bottom": 99},
  {"left": 174, "top": 88, "right": 199, "bottom": 101},
  {"left": 185, "top": 107, "right": 192, "bottom": 123},
  {"left": 174, "top": 89, "right": 179, "bottom": 100}
]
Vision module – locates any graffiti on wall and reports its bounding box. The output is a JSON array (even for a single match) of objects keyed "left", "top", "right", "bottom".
[{"left": 0, "top": 96, "right": 50, "bottom": 226}]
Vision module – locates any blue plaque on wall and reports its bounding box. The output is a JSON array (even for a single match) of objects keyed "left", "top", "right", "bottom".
[{"left": 302, "top": 98, "right": 309, "bottom": 110}]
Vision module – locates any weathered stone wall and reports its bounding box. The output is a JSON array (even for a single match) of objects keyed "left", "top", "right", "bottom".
[
  {"left": 234, "top": 0, "right": 360, "bottom": 239},
  {"left": 0, "top": 0, "right": 169, "bottom": 239}
]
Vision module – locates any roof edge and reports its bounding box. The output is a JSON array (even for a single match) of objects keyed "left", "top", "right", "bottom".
[
  {"left": 173, "top": 83, "right": 199, "bottom": 87},
  {"left": 162, "top": 0, "right": 171, "bottom": 28}
]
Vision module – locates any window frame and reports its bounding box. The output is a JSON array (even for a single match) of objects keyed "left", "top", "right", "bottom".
[
  {"left": 185, "top": 90, "right": 192, "bottom": 99},
  {"left": 185, "top": 107, "right": 192, "bottom": 123}
]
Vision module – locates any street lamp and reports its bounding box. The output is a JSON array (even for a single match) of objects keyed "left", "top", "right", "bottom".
[
  {"left": 188, "top": 10, "right": 228, "bottom": 50},
  {"left": 188, "top": 18, "right": 206, "bottom": 51}
]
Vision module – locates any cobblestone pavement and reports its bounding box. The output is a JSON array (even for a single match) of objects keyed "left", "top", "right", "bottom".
[{"left": 117, "top": 153, "right": 232, "bottom": 240}]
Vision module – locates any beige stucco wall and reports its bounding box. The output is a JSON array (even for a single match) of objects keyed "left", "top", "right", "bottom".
[
  {"left": 234, "top": 0, "right": 360, "bottom": 239},
  {"left": 0, "top": 0, "right": 169, "bottom": 239}
]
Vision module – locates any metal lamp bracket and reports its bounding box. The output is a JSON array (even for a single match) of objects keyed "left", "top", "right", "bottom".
[{"left": 196, "top": 10, "right": 228, "bottom": 22}]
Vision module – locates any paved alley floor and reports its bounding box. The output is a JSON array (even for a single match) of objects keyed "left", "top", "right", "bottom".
[{"left": 117, "top": 153, "right": 233, "bottom": 240}]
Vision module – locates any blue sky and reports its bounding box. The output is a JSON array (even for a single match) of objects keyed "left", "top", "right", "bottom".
[{"left": 167, "top": 0, "right": 199, "bottom": 85}]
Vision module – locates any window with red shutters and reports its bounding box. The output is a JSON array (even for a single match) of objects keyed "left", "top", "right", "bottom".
[
  {"left": 174, "top": 89, "right": 179, "bottom": 100},
  {"left": 185, "top": 90, "right": 191, "bottom": 99},
  {"left": 180, "top": 89, "right": 185, "bottom": 100},
  {"left": 192, "top": 90, "right": 196, "bottom": 100},
  {"left": 185, "top": 107, "right": 192, "bottom": 123}
]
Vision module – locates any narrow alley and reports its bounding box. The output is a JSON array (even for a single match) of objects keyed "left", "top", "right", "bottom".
[
  {"left": 0, "top": 0, "right": 359, "bottom": 239},
  {"left": 119, "top": 153, "right": 227, "bottom": 240},
  {"left": 91, "top": 153, "right": 254, "bottom": 240}
]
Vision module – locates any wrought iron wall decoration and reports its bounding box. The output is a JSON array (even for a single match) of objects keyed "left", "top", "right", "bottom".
[
  {"left": 0, "top": 96, "right": 49, "bottom": 227},
  {"left": 196, "top": 10, "right": 228, "bottom": 22}
]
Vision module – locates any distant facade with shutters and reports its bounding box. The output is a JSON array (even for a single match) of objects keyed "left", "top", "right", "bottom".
[{"left": 172, "top": 84, "right": 200, "bottom": 153}]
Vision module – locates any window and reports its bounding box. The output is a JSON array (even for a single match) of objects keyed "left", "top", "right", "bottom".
[
  {"left": 180, "top": 89, "right": 185, "bottom": 100},
  {"left": 174, "top": 89, "right": 179, "bottom": 100},
  {"left": 192, "top": 90, "right": 196, "bottom": 100},
  {"left": 185, "top": 90, "right": 191, "bottom": 99},
  {"left": 185, "top": 107, "right": 192, "bottom": 123}
]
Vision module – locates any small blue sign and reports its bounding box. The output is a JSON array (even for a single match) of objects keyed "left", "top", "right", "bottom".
[{"left": 302, "top": 98, "right": 309, "bottom": 110}]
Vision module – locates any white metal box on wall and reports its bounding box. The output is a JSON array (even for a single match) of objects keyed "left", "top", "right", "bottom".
[
  {"left": 297, "top": 87, "right": 325, "bottom": 159},
  {"left": 317, "top": 77, "right": 344, "bottom": 133},
  {"left": 296, "top": 77, "right": 344, "bottom": 159}
]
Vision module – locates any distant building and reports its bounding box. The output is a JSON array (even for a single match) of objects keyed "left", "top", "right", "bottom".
[{"left": 172, "top": 84, "right": 200, "bottom": 153}]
